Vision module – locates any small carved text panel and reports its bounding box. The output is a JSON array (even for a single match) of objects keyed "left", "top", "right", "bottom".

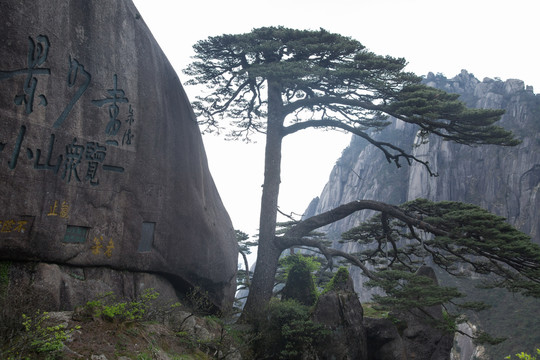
[
  {"left": 63, "top": 225, "right": 89, "bottom": 243},
  {"left": 138, "top": 221, "right": 155, "bottom": 252},
  {"left": 0, "top": 215, "right": 35, "bottom": 239}
]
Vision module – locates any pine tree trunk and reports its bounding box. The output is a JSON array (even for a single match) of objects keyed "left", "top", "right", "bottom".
[{"left": 242, "top": 81, "right": 285, "bottom": 319}]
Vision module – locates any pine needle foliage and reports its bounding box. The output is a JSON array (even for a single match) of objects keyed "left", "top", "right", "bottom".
[
  {"left": 185, "top": 26, "right": 518, "bottom": 151},
  {"left": 342, "top": 199, "right": 540, "bottom": 297}
]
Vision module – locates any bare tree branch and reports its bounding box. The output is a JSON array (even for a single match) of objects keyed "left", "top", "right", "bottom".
[
  {"left": 277, "top": 235, "right": 378, "bottom": 280},
  {"left": 282, "top": 199, "right": 447, "bottom": 241},
  {"left": 282, "top": 119, "right": 437, "bottom": 176}
]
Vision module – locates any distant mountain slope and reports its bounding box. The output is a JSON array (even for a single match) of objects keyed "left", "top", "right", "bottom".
[{"left": 307, "top": 70, "right": 539, "bottom": 243}]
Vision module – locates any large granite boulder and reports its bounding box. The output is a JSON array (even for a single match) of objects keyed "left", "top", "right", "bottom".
[{"left": 0, "top": 0, "right": 237, "bottom": 310}]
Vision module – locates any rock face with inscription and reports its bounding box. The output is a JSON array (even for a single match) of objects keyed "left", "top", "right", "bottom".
[{"left": 0, "top": 0, "right": 237, "bottom": 310}]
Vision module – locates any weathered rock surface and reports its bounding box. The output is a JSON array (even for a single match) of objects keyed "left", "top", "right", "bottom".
[
  {"left": 0, "top": 0, "right": 237, "bottom": 310},
  {"left": 3, "top": 261, "right": 180, "bottom": 313},
  {"left": 364, "top": 317, "right": 407, "bottom": 360},
  {"left": 312, "top": 272, "right": 368, "bottom": 360}
]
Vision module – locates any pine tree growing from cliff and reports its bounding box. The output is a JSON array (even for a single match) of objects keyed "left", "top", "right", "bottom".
[{"left": 184, "top": 26, "right": 529, "bottom": 319}]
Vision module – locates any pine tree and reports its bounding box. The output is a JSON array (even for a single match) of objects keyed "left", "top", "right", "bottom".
[{"left": 184, "top": 26, "right": 526, "bottom": 319}]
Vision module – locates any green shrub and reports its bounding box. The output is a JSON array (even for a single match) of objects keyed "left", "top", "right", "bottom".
[
  {"left": 6, "top": 310, "right": 80, "bottom": 359},
  {"left": 322, "top": 266, "right": 350, "bottom": 294},
  {"left": 83, "top": 288, "right": 162, "bottom": 322},
  {"left": 253, "top": 298, "right": 328, "bottom": 359},
  {"left": 505, "top": 348, "right": 540, "bottom": 360},
  {"left": 281, "top": 255, "right": 319, "bottom": 306},
  {"left": 184, "top": 286, "right": 215, "bottom": 316},
  {"left": 362, "top": 302, "right": 390, "bottom": 319}
]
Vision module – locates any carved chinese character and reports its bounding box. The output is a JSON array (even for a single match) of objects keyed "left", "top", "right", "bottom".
[
  {"left": 104, "top": 239, "right": 114, "bottom": 258},
  {"left": 84, "top": 141, "right": 107, "bottom": 186},
  {"left": 47, "top": 200, "right": 59, "bottom": 216},
  {"left": 29, "top": 133, "right": 63, "bottom": 173},
  {"left": 91, "top": 236, "right": 103, "bottom": 255},
  {"left": 0, "top": 219, "right": 16, "bottom": 233},
  {"left": 0, "top": 35, "right": 51, "bottom": 114},
  {"left": 60, "top": 201, "right": 69, "bottom": 219},
  {"left": 62, "top": 138, "right": 85, "bottom": 183},
  {"left": 53, "top": 56, "right": 91, "bottom": 129},
  {"left": 13, "top": 220, "right": 28, "bottom": 233},
  {"left": 92, "top": 74, "right": 129, "bottom": 146}
]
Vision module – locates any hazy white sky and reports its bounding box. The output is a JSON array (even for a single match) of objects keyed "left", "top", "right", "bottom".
[{"left": 132, "top": 0, "right": 539, "bottom": 237}]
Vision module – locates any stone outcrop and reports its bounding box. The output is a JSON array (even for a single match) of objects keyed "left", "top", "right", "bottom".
[
  {"left": 407, "top": 72, "right": 540, "bottom": 244},
  {"left": 0, "top": 0, "right": 237, "bottom": 310},
  {"left": 364, "top": 318, "right": 407, "bottom": 360},
  {"left": 365, "top": 313, "right": 453, "bottom": 360},
  {"left": 312, "top": 271, "right": 368, "bottom": 359},
  {"left": 364, "top": 267, "right": 453, "bottom": 360},
  {"left": 311, "top": 267, "right": 451, "bottom": 360},
  {"left": 281, "top": 256, "right": 318, "bottom": 306}
]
